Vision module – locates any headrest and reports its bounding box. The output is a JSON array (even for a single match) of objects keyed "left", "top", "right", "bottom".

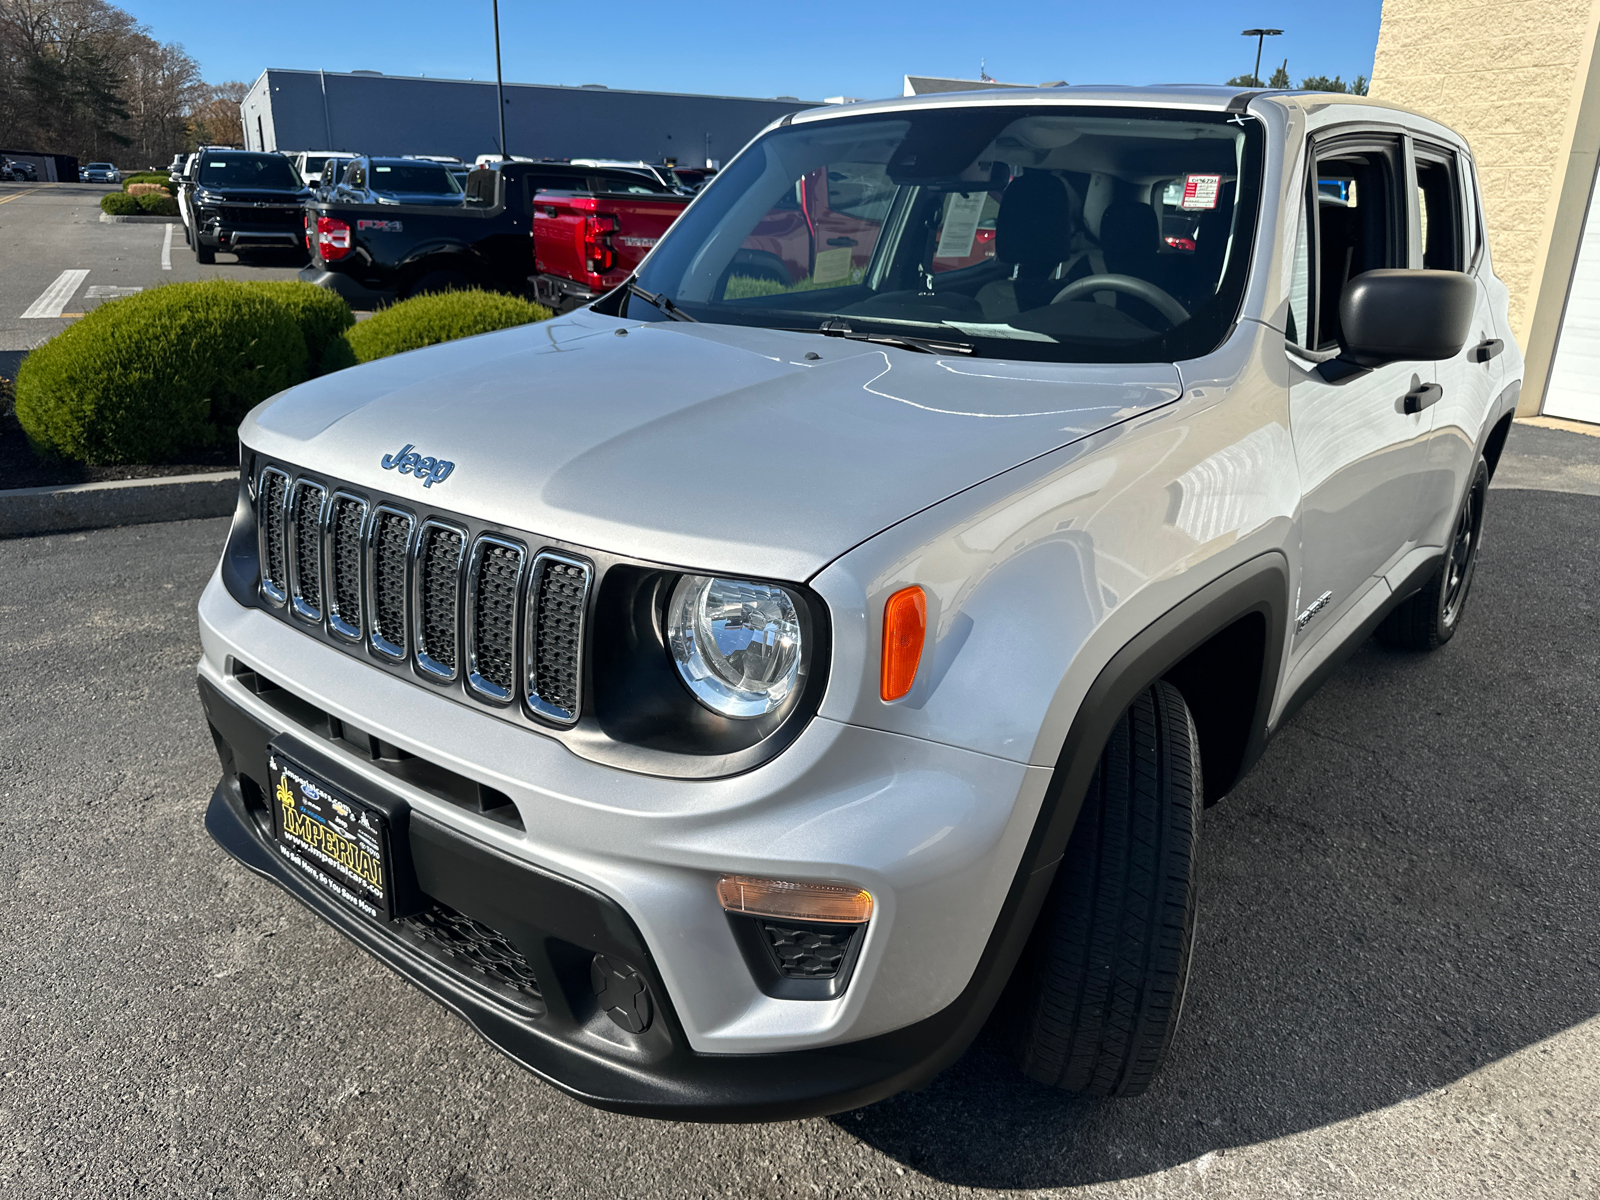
[{"left": 995, "top": 173, "right": 1075, "bottom": 268}]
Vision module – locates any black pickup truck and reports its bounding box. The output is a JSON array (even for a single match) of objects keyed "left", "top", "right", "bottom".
[{"left": 300, "top": 160, "right": 679, "bottom": 305}]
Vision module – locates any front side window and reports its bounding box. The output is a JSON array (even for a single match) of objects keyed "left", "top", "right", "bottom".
[
  {"left": 1305, "top": 138, "right": 1404, "bottom": 350},
  {"left": 197, "top": 154, "right": 301, "bottom": 189},
  {"left": 627, "top": 105, "right": 1265, "bottom": 363}
]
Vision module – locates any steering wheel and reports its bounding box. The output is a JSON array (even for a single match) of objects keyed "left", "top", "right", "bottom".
[{"left": 1051, "top": 274, "right": 1190, "bottom": 328}]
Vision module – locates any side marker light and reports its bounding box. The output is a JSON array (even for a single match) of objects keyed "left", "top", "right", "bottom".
[{"left": 880, "top": 585, "right": 926, "bottom": 701}]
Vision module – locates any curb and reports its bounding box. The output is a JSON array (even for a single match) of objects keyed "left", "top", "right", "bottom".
[
  {"left": 0, "top": 471, "right": 237, "bottom": 539},
  {"left": 98, "top": 212, "right": 178, "bottom": 224}
]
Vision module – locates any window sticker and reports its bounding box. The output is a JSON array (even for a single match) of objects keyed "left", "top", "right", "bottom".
[
  {"left": 208, "top": 162, "right": 227, "bottom": 167},
  {"left": 811, "top": 246, "right": 854, "bottom": 285},
  {"left": 1181, "top": 174, "right": 1221, "bottom": 209},
  {"left": 375, "top": 166, "right": 392, "bottom": 173},
  {"left": 935, "top": 191, "right": 988, "bottom": 259}
]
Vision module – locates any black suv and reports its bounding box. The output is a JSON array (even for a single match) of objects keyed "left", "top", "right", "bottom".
[{"left": 189, "top": 151, "right": 310, "bottom": 263}]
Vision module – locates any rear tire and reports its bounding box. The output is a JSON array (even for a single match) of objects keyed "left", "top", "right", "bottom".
[
  {"left": 1377, "top": 457, "right": 1488, "bottom": 652},
  {"left": 1010, "top": 680, "right": 1202, "bottom": 1097}
]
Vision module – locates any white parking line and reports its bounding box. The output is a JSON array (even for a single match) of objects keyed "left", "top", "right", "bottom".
[
  {"left": 21, "top": 269, "right": 89, "bottom": 319},
  {"left": 161, "top": 222, "right": 174, "bottom": 271}
]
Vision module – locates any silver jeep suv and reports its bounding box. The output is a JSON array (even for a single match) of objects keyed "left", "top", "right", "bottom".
[{"left": 197, "top": 85, "right": 1521, "bottom": 1120}]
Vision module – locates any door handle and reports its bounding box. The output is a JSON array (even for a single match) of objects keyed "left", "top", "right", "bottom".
[
  {"left": 1469, "top": 338, "right": 1504, "bottom": 363},
  {"left": 826, "top": 236, "right": 857, "bottom": 247},
  {"left": 1404, "top": 381, "right": 1443, "bottom": 414}
]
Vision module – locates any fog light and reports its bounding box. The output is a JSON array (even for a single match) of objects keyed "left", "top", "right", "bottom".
[{"left": 717, "top": 875, "right": 873, "bottom": 924}]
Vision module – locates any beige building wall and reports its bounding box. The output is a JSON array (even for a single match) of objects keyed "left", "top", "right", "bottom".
[{"left": 1371, "top": 0, "right": 1600, "bottom": 414}]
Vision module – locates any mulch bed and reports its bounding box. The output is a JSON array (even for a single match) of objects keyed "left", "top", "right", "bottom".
[{"left": 0, "top": 375, "right": 234, "bottom": 490}]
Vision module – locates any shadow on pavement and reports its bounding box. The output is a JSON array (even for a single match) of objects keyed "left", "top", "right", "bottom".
[{"left": 835, "top": 484, "right": 1600, "bottom": 1188}]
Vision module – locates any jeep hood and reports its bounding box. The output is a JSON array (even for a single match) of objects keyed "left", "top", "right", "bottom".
[{"left": 242, "top": 311, "right": 1181, "bottom": 581}]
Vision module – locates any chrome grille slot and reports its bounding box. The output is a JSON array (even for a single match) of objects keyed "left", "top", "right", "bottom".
[
  {"left": 326, "top": 493, "right": 368, "bottom": 641},
  {"left": 414, "top": 521, "right": 466, "bottom": 680},
  {"left": 525, "top": 552, "right": 592, "bottom": 724},
  {"left": 466, "top": 536, "right": 525, "bottom": 702},
  {"left": 257, "top": 468, "right": 290, "bottom": 606},
  {"left": 368, "top": 506, "right": 414, "bottom": 660},
  {"left": 288, "top": 479, "right": 327, "bottom": 622}
]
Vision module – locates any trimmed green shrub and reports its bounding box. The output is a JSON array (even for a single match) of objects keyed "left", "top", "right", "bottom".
[
  {"left": 15, "top": 281, "right": 308, "bottom": 465},
  {"left": 341, "top": 289, "right": 552, "bottom": 364},
  {"left": 100, "top": 192, "right": 139, "bottom": 216},
  {"left": 250, "top": 281, "right": 356, "bottom": 375},
  {"left": 135, "top": 192, "right": 179, "bottom": 216},
  {"left": 122, "top": 172, "right": 176, "bottom": 195}
]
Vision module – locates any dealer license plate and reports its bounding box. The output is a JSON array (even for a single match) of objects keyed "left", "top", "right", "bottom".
[{"left": 268, "top": 751, "right": 392, "bottom": 920}]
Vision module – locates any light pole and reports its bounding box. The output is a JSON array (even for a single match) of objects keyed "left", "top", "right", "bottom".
[
  {"left": 1241, "top": 28, "right": 1283, "bottom": 87},
  {"left": 493, "top": 0, "right": 508, "bottom": 160}
]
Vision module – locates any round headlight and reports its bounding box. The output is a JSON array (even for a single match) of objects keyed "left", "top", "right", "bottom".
[{"left": 668, "top": 575, "right": 803, "bottom": 718}]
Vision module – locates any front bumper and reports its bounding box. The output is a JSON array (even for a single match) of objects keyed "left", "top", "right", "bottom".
[{"left": 196, "top": 211, "right": 305, "bottom": 251}]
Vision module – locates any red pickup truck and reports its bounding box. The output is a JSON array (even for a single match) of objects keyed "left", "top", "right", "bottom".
[{"left": 531, "top": 186, "right": 690, "bottom": 311}]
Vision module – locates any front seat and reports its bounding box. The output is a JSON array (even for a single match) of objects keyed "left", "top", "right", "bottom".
[{"left": 977, "top": 173, "right": 1076, "bottom": 320}]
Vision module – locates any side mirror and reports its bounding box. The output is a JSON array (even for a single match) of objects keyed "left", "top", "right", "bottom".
[{"left": 1337, "top": 269, "right": 1475, "bottom": 369}]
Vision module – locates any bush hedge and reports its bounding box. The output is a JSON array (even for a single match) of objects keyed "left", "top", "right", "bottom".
[
  {"left": 99, "top": 192, "right": 139, "bottom": 216},
  {"left": 135, "top": 192, "right": 179, "bottom": 216},
  {"left": 15, "top": 282, "right": 308, "bottom": 464},
  {"left": 342, "top": 289, "right": 552, "bottom": 364},
  {"left": 251, "top": 281, "right": 357, "bottom": 375}
]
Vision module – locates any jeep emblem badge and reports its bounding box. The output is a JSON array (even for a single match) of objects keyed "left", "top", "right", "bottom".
[{"left": 380, "top": 443, "right": 455, "bottom": 488}]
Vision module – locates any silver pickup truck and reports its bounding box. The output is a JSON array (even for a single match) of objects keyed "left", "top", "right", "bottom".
[{"left": 196, "top": 84, "right": 1521, "bottom": 1121}]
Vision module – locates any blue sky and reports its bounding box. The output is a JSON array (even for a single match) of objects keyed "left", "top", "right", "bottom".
[{"left": 121, "top": 1, "right": 1383, "bottom": 100}]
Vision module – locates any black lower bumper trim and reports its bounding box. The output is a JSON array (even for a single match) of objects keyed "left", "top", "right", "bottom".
[{"left": 199, "top": 672, "right": 987, "bottom": 1120}]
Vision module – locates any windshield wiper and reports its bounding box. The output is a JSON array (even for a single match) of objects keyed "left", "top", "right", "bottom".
[
  {"left": 627, "top": 283, "right": 697, "bottom": 322},
  {"left": 782, "top": 321, "right": 976, "bottom": 356}
]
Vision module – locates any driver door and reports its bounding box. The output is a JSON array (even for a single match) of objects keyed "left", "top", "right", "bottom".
[{"left": 1286, "top": 132, "right": 1433, "bottom": 659}]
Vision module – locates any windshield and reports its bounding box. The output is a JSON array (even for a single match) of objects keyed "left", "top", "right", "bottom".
[
  {"left": 628, "top": 105, "right": 1263, "bottom": 363},
  {"left": 369, "top": 162, "right": 462, "bottom": 194},
  {"left": 197, "top": 154, "right": 302, "bottom": 189}
]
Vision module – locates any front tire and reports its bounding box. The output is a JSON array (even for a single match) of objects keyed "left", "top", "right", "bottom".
[
  {"left": 1010, "top": 680, "right": 1202, "bottom": 1097},
  {"left": 194, "top": 238, "right": 215, "bottom": 265},
  {"left": 1378, "top": 457, "right": 1488, "bottom": 652}
]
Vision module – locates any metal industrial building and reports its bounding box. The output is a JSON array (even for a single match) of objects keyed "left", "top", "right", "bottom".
[{"left": 240, "top": 69, "right": 816, "bottom": 168}]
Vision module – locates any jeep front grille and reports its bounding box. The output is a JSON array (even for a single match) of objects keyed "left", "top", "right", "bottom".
[
  {"left": 327, "top": 494, "right": 367, "bottom": 641},
  {"left": 253, "top": 465, "right": 593, "bottom": 727},
  {"left": 526, "top": 552, "right": 591, "bottom": 724},
  {"left": 415, "top": 522, "right": 465, "bottom": 680},
  {"left": 369, "top": 507, "right": 413, "bottom": 659},
  {"left": 289, "top": 480, "right": 326, "bottom": 621},
  {"left": 467, "top": 537, "right": 524, "bottom": 702},
  {"left": 257, "top": 468, "right": 290, "bottom": 605}
]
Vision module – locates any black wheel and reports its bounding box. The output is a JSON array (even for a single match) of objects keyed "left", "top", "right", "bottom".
[
  {"left": 405, "top": 269, "right": 473, "bottom": 298},
  {"left": 194, "top": 239, "right": 215, "bottom": 265},
  {"left": 1378, "top": 457, "right": 1488, "bottom": 652},
  {"left": 1010, "top": 680, "right": 1201, "bottom": 1097}
]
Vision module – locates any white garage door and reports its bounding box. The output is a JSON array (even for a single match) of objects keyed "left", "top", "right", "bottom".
[{"left": 1546, "top": 159, "right": 1600, "bottom": 423}]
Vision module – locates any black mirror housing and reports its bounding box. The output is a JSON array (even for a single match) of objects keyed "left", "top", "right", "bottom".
[{"left": 1338, "top": 269, "right": 1475, "bottom": 368}]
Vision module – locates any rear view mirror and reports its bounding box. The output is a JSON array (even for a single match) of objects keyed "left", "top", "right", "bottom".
[{"left": 1338, "top": 269, "right": 1475, "bottom": 368}]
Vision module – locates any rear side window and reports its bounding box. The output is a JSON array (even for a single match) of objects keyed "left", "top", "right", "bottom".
[{"left": 1414, "top": 147, "right": 1463, "bottom": 271}]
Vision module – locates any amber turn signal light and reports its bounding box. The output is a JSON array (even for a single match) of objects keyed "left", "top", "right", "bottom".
[
  {"left": 717, "top": 875, "right": 874, "bottom": 924},
  {"left": 880, "top": 585, "right": 926, "bottom": 701}
]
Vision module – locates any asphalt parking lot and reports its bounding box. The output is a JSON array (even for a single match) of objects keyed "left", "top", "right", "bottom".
[
  {"left": 0, "top": 181, "right": 305, "bottom": 377},
  {"left": 1, "top": 423, "right": 1597, "bottom": 1199}
]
